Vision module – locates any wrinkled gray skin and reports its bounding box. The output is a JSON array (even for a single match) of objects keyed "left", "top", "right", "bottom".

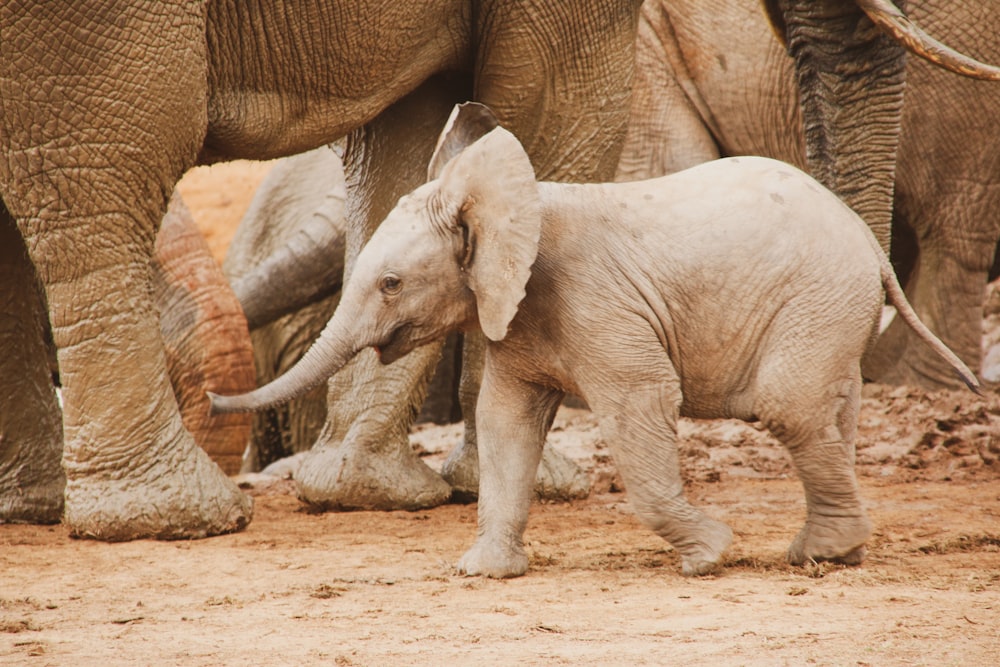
[
  {"left": 0, "top": 192, "right": 256, "bottom": 525},
  {"left": 0, "top": 1, "right": 640, "bottom": 533},
  {"left": 225, "top": 146, "right": 589, "bottom": 501},
  {"left": 210, "top": 108, "right": 977, "bottom": 577},
  {"left": 620, "top": 0, "right": 1000, "bottom": 389}
]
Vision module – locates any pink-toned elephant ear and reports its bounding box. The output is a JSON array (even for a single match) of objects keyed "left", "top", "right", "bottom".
[
  {"left": 153, "top": 193, "right": 255, "bottom": 475},
  {"left": 436, "top": 125, "right": 541, "bottom": 342},
  {"left": 427, "top": 102, "right": 500, "bottom": 181}
]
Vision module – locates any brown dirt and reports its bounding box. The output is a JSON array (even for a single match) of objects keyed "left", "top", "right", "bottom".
[
  {"left": 4, "top": 162, "right": 998, "bottom": 666},
  {"left": 175, "top": 160, "right": 277, "bottom": 265}
]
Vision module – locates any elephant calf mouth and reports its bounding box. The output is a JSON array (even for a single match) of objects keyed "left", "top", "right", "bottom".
[{"left": 372, "top": 323, "right": 417, "bottom": 365}]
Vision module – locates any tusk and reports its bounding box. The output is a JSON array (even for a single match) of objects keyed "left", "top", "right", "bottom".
[{"left": 858, "top": 0, "right": 1000, "bottom": 81}]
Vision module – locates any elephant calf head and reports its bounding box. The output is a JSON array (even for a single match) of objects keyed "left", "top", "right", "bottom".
[{"left": 209, "top": 104, "right": 542, "bottom": 415}]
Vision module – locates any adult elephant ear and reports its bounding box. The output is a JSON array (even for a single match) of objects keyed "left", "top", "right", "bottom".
[
  {"left": 433, "top": 107, "right": 541, "bottom": 342},
  {"left": 427, "top": 102, "right": 500, "bottom": 181}
]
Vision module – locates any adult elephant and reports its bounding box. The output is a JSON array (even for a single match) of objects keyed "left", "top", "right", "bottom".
[
  {"left": 0, "top": 191, "right": 255, "bottom": 523},
  {"left": 214, "top": 0, "right": 1000, "bottom": 505},
  {"left": 0, "top": 1, "right": 640, "bottom": 537},
  {"left": 619, "top": 0, "right": 1000, "bottom": 389},
  {"left": 153, "top": 193, "right": 256, "bottom": 477},
  {"left": 222, "top": 146, "right": 348, "bottom": 473}
]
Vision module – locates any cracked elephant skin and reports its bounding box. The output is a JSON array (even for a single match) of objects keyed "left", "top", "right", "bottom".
[
  {"left": 618, "top": 0, "right": 1000, "bottom": 389},
  {"left": 0, "top": 1, "right": 641, "bottom": 536}
]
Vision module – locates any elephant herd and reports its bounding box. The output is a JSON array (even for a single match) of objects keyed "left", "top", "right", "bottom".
[{"left": 1, "top": 0, "right": 999, "bottom": 575}]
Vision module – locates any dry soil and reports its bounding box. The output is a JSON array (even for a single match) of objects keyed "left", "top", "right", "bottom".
[{"left": 2, "top": 161, "right": 998, "bottom": 666}]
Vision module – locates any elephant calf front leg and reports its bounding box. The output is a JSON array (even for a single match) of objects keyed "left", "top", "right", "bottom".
[{"left": 456, "top": 371, "right": 563, "bottom": 578}]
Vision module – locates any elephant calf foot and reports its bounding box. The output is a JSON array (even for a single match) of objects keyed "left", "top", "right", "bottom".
[
  {"left": 787, "top": 514, "right": 872, "bottom": 566},
  {"left": 456, "top": 538, "right": 529, "bottom": 578},
  {"left": 296, "top": 435, "right": 452, "bottom": 511},
  {"left": 669, "top": 517, "right": 733, "bottom": 577}
]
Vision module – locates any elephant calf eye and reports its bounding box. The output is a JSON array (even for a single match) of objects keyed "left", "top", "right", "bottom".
[{"left": 380, "top": 275, "right": 402, "bottom": 295}]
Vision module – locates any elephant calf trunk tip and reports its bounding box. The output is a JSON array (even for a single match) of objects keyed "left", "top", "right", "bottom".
[{"left": 206, "top": 391, "right": 250, "bottom": 416}]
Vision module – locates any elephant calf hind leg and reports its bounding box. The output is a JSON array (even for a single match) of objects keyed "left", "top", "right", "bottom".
[
  {"left": 642, "top": 506, "right": 734, "bottom": 577},
  {"left": 764, "top": 380, "right": 871, "bottom": 566},
  {"left": 783, "top": 437, "right": 871, "bottom": 566}
]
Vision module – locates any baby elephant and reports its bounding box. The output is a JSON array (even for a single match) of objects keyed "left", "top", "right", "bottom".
[{"left": 210, "top": 103, "right": 978, "bottom": 578}]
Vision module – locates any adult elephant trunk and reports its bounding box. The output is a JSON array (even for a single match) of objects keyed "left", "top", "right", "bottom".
[
  {"left": 768, "top": 0, "right": 907, "bottom": 253},
  {"left": 208, "top": 300, "right": 361, "bottom": 415},
  {"left": 230, "top": 222, "right": 346, "bottom": 331}
]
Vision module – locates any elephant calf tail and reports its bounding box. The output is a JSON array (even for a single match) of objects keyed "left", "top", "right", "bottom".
[{"left": 879, "top": 256, "right": 982, "bottom": 394}]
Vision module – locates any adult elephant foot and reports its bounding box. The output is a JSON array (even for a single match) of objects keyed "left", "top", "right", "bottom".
[
  {"left": 535, "top": 444, "right": 591, "bottom": 501},
  {"left": 0, "top": 204, "right": 65, "bottom": 524},
  {"left": 446, "top": 331, "right": 590, "bottom": 502},
  {"left": 0, "top": 460, "right": 64, "bottom": 525},
  {"left": 64, "top": 425, "right": 253, "bottom": 540},
  {"left": 295, "top": 432, "right": 451, "bottom": 511},
  {"left": 441, "top": 438, "right": 590, "bottom": 503},
  {"left": 439, "top": 437, "right": 480, "bottom": 502},
  {"left": 295, "top": 345, "right": 452, "bottom": 512}
]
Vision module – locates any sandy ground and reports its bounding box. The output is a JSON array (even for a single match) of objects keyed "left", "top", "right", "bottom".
[{"left": 3, "top": 161, "right": 999, "bottom": 666}]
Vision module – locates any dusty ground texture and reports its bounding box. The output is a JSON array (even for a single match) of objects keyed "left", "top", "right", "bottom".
[{"left": 3, "top": 161, "right": 999, "bottom": 666}]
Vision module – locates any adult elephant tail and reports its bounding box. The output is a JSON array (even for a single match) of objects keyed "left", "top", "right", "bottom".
[
  {"left": 760, "top": 0, "right": 1000, "bottom": 256},
  {"left": 763, "top": 0, "right": 1000, "bottom": 80}
]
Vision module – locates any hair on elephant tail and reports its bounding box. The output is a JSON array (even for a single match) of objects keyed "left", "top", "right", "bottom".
[{"left": 878, "top": 254, "right": 982, "bottom": 394}]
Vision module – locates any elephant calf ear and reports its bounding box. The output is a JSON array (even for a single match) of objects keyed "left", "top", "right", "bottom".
[
  {"left": 437, "top": 126, "right": 542, "bottom": 342},
  {"left": 427, "top": 103, "right": 500, "bottom": 181}
]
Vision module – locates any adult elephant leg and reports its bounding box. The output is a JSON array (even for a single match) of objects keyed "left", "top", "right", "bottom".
[
  {"left": 293, "top": 76, "right": 461, "bottom": 510},
  {"left": 440, "top": 331, "right": 485, "bottom": 501},
  {"left": 0, "top": 203, "right": 64, "bottom": 523},
  {"left": 615, "top": 0, "right": 723, "bottom": 182},
  {"left": 868, "top": 199, "right": 993, "bottom": 388},
  {"left": 440, "top": 0, "right": 643, "bottom": 501},
  {"left": 443, "top": 329, "right": 590, "bottom": 502},
  {"left": 774, "top": 0, "right": 907, "bottom": 253},
  {"left": 154, "top": 193, "right": 255, "bottom": 476},
  {"left": 0, "top": 2, "right": 252, "bottom": 539}
]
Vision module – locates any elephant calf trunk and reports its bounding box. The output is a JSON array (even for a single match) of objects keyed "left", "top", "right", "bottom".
[{"left": 207, "top": 314, "right": 359, "bottom": 415}]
